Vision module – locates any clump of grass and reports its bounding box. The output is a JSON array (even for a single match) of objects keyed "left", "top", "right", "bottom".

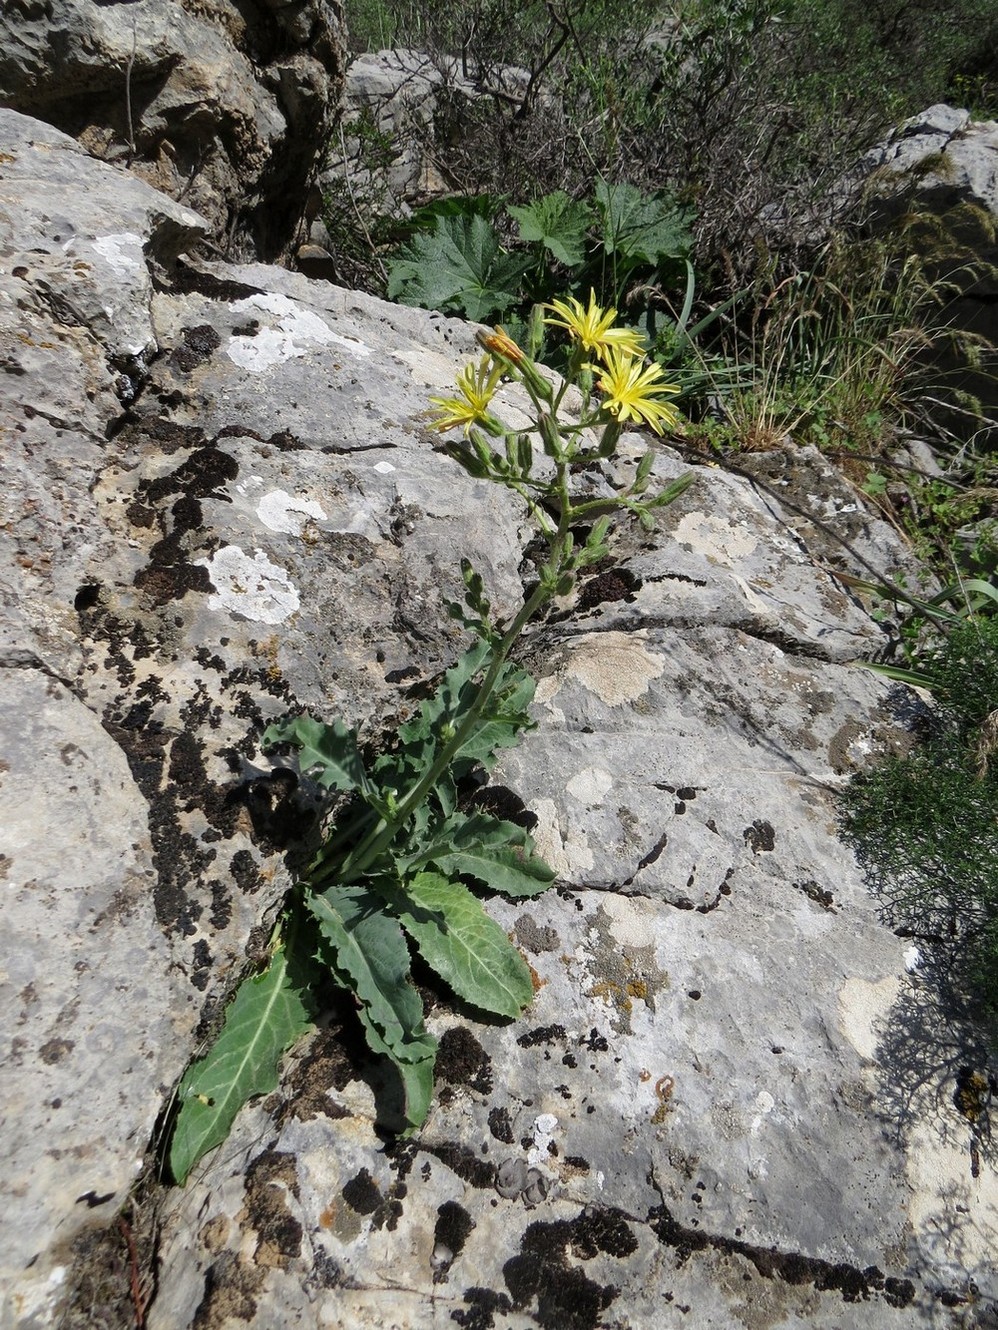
[{"left": 688, "top": 230, "right": 994, "bottom": 457}]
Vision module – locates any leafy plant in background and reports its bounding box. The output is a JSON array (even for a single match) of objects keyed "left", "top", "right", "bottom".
[
  {"left": 166, "top": 299, "right": 692, "bottom": 1185},
  {"left": 842, "top": 616, "right": 998, "bottom": 1015},
  {"left": 386, "top": 181, "right": 693, "bottom": 343}
]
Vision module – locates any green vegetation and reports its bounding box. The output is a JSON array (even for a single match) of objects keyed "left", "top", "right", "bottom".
[
  {"left": 167, "top": 304, "right": 691, "bottom": 1184},
  {"left": 385, "top": 183, "right": 692, "bottom": 335},
  {"left": 843, "top": 617, "right": 998, "bottom": 1013}
]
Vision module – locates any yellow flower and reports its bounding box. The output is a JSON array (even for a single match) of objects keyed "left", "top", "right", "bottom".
[
  {"left": 596, "top": 348, "right": 682, "bottom": 435},
  {"left": 543, "top": 290, "right": 645, "bottom": 362},
  {"left": 476, "top": 325, "right": 524, "bottom": 365},
  {"left": 428, "top": 354, "right": 504, "bottom": 435}
]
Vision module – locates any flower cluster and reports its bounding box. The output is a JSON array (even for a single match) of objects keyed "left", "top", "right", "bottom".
[
  {"left": 544, "top": 291, "right": 681, "bottom": 435},
  {"left": 428, "top": 291, "right": 682, "bottom": 441},
  {"left": 425, "top": 293, "right": 691, "bottom": 553}
]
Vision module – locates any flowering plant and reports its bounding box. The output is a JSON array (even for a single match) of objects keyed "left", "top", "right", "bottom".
[{"left": 166, "top": 299, "right": 692, "bottom": 1184}]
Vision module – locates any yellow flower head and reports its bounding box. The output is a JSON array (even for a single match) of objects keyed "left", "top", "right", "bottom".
[
  {"left": 476, "top": 325, "right": 524, "bottom": 365},
  {"left": 596, "top": 348, "right": 682, "bottom": 435},
  {"left": 428, "top": 354, "right": 504, "bottom": 435},
  {"left": 543, "top": 290, "right": 645, "bottom": 362}
]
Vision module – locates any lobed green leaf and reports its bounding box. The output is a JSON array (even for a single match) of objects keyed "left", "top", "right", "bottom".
[
  {"left": 263, "top": 714, "right": 370, "bottom": 794},
  {"left": 387, "top": 214, "right": 530, "bottom": 323},
  {"left": 508, "top": 191, "right": 594, "bottom": 267},
  {"left": 377, "top": 871, "right": 535, "bottom": 1017},
  {"left": 594, "top": 179, "right": 693, "bottom": 268}
]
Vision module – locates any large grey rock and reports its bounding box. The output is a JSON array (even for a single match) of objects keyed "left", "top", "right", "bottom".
[
  {"left": 2, "top": 109, "right": 997, "bottom": 1329},
  {"left": 0, "top": 670, "right": 178, "bottom": 1330},
  {"left": 317, "top": 48, "right": 532, "bottom": 251},
  {"left": 0, "top": 0, "right": 346, "bottom": 261}
]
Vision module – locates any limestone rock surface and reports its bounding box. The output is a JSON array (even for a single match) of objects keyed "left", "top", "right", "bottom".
[
  {"left": 0, "top": 0, "right": 346, "bottom": 260},
  {"left": 1, "top": 109, "right": 997, "bottom": 1330}
]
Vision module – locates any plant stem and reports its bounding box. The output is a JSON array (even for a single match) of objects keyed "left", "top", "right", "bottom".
[{"left": 315, "top": 467, "right": 575, "bottom": 891}]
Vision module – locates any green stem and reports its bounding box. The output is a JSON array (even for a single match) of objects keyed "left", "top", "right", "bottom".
[{"left": 316, "top": 465, "right": 576, "bottom": 892}]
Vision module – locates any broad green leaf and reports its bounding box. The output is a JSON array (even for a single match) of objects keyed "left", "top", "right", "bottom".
[
  {"left": 387, "top": 214, "right": 530, "bottom": 322},
  {"left": 594, "top": 179, "right": 693, "bottom": 267},
  {"left": 263, "top": 714, "right": 369, "bottom": 794},
  {"left": 405, "top": 811, "right": 555, "bottom": 897},
  {"left": 169, "top": 937, "right": 315, "bottom": 1184},
  {"left": 309, "top": 886, "right": 436, "bottom": 1065},
  {"left": 309, "top": 885, "right": 437, "bottom": 1130},
  {"left": 508, "top": 191, "right": 594, "bottom": 267},
  {"left": 378, "top": 871, "right": 534, "bottom": 1017}
]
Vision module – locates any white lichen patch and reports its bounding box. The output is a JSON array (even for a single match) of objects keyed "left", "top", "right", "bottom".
[
  {"left": 597, "top": 893, "right": 653, "bottom": 950},
  {"left": 529, "top": 797, "right": 595, "bottom": 877},
  {"left": 527, "top": 1113, "right": 561, "bottom": 1170},
  {"left": 198, "top": 545, "right": 300, "bottom": 624},
  {"left": 566, "top": 766, "right": 613, "bottom": 805},
  {"left": 256, "top": 489, "right": 326, "bottom": 535},
  {"left": 673, "top": 511, "right": 759, "bottom": 566},
  {"left": 226, "top": 292, "right": 372, "bottom": 371},
  {"left": 90, "top": 232, "right": 144, "bottom": 275},
  {"left": 536, "top": 632, "right": 663, "bottom": 708}
]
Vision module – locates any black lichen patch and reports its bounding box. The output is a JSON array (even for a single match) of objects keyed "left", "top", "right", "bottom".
[
  {"left": 171, "top": 324, "right": 222, "bottom": 373},
  {"left": 244, "top": 1150, "right": 302, "bottom": 1267},
  {"left": 266, "top": 428, "right": 310, "bottom": 452},
  {"left": 575, "top": 565, "right": 640, "bottom": 613},
  {"left": 104, "top": 714, "right": 207, "bottom": 947},
  {"left": 517, "top": 1024, "right": 567, "bottom": 1049},
  {"left": 192, "top": 1251, "right": 265, "bottom": 1329},
  {"left": 436, "top": 1027, "right": 494, "bottom": 1096},
  {"left": 229, "top": 848, "right": 263, "bottom": 896},
  {"left": 278, "top": 1024, "right": 363, "bottom": 1127},
  {"left": 649, "top": 1199, "right": 916, "bottom": 1308},
  {"left": 132, "top": 441, "right": 238, "bottom": 606},
  {"left": 795, "top": 877, "right": 836, "bottom": 911},
  {"left": 120, "top": 414, "right": 206, "bottom": 456},
  {"left": 452, "top": 1287, "right": 515, "bottom": 1330},
  {"left": 424, "top": 1142, "right": 496, "bottom": 1189},
  {"left": 433, "top": 1200, "right": 475, "bottom": 1281},
  {"left": 743, "top": 819, "right": 776, "bottom": 853},
  {"left": 503, "top": 1213, "right": 623, "bottom": 1330},
  {"left": 569, "top": 1208, "right": 639, "bottom": 1261},
  {"left": 342, "top": 1168, "right": 383, "bottom": 1216},
  {"left": 488, "top": 1106, "right": 515, "bottom": 1145}
]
